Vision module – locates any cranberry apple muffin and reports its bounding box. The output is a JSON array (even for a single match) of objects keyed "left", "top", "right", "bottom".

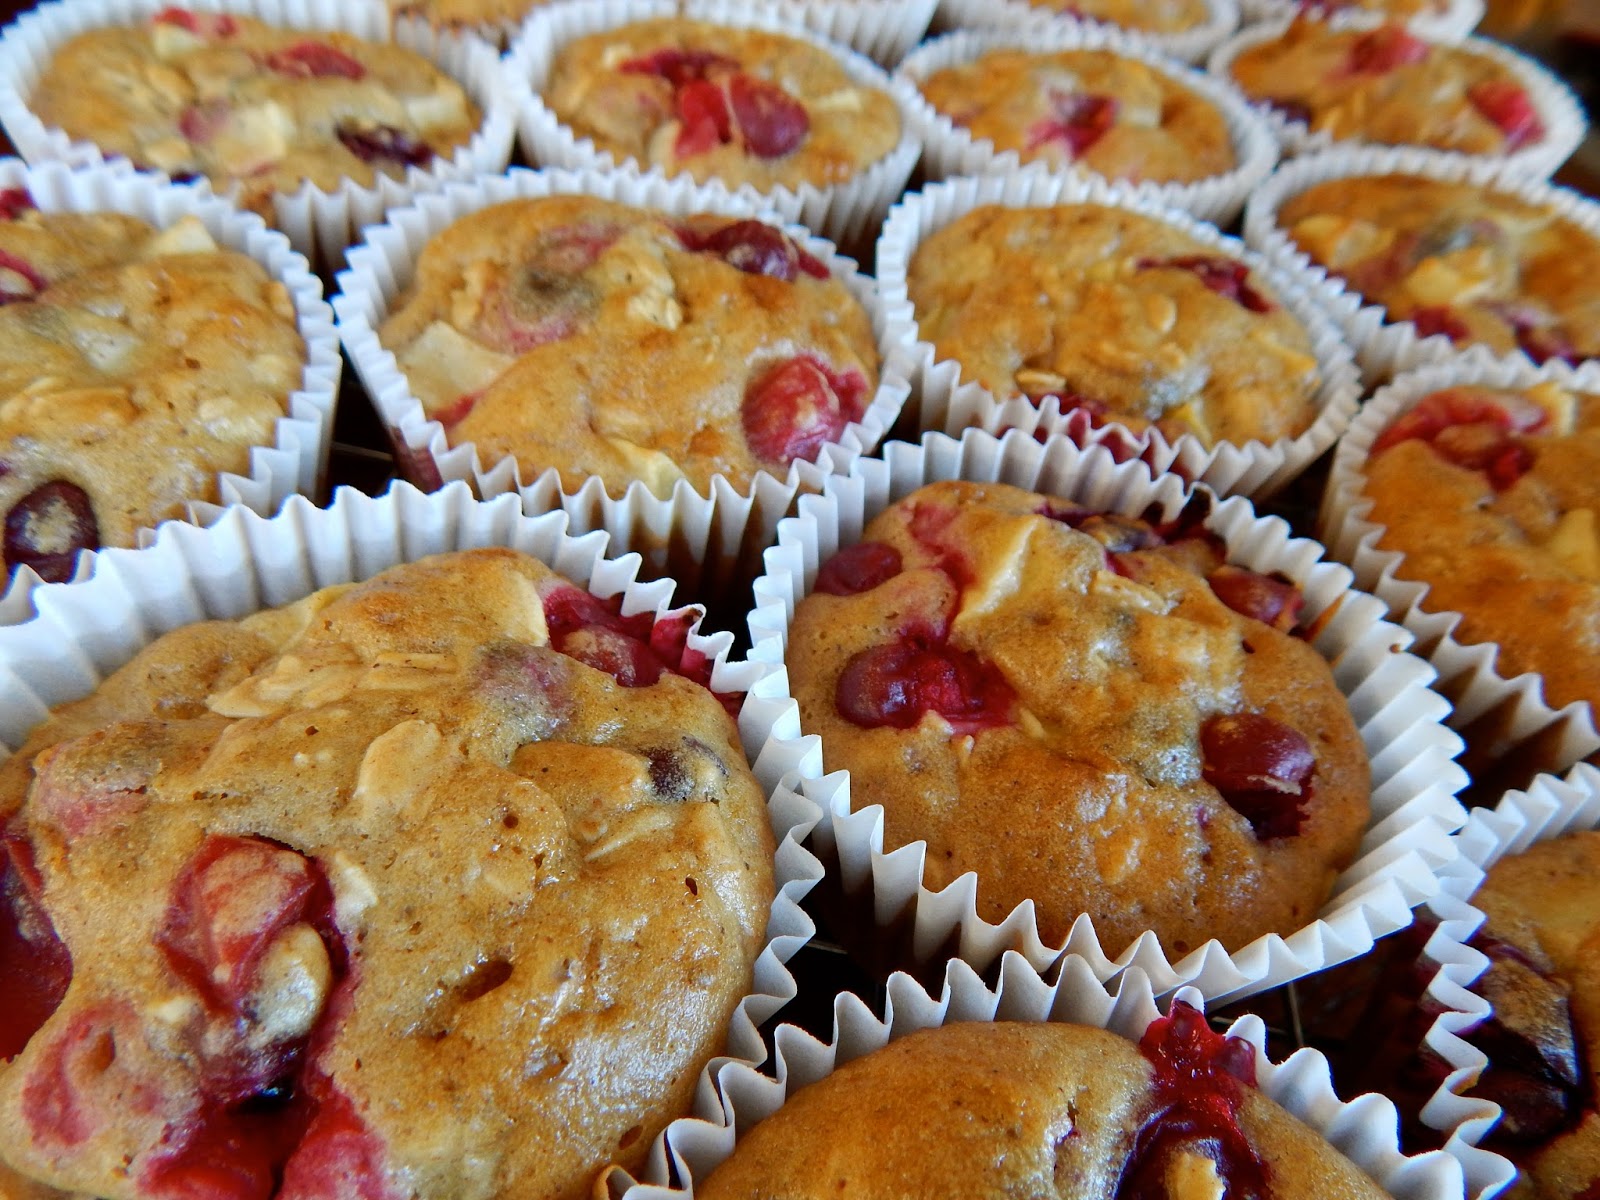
[
  {"left": 785, "top": 480, "right": 1370, "bottom": 954},
  {"left": 542, "top": 18, "right": 902, "bottom": 194},
  {"left": 1360, "top": 382, "right": 1600, "bottom": 719},
  {"left": 916, "top": 47, "right": 1237, "bottom": 182},
  {"left": 1228, "top": 20, "right": 1549, "bottom": 155},
  {"left": 698, "top": 1010, "right": 1390, "bottom": 1199},
  {"left": 1278, "top": 175, "right": 1598, "bottom": 366},
  {"left": 0, "top": 547, "right": 775, "bottom": 1200},
  {"left": 377, "top": 194, "right": 880, "bottom": 496},
  {"left": 907, "top": 204, "right": 1321, "bottom": 449},
  {"left": 0, "top": 189, "right": 303, "bottom": 587},
  {"left": 28, "top": 7, "right": 481, "bottom": 217}
]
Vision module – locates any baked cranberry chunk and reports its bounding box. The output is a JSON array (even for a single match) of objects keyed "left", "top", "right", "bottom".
[
  {"left": 1409, "top": 305, "right": 1470, "bottom": 344},
  {"left": 1346, "top": 26, "right": 1430, "bottom": 74},
  {"left": 0, "top": 188, "right": 35, "bottom": 221},
  {"left": 337, "top": 123, "right": 434, "bottom": 168},
  {"left": 1208, "top": 565, "right": 1304, "bottom": 632},
  {"left": 742, "top": 355, "right": 868, "bottom": 466},
  {"left": 1468, "top": 79, "right": 1545, "bottom": 150},
  {"left": 678, "top": 219, "right": 828, "bottom": 282},
  {"left": 1372, "top": 388, "right": 1544, "bottom": 490},
  {"left": 836, "top": 630, "right": 1015, "bottom": 733},
  {"left": 1137, "top": 255, "right": 1273, "bottom": 313},
  {"left": 154, "top": 7, "right": 238, "bottom": 37},
  {"left": 620, "top": 47, "right": 737, "bottom": 87},
  {"left": 1201, "top": 712, "right": 1315, "bottom": 840},
  {"left": 4, "top": 480, "right": 100, "bottom": 583},
  {"left": 0, "top": 836, "right": 72, "bottom": 1061},
  {"left": 265, "top": 41, "right": 366, "bottom": 81},
  {"left": 1026, "top": 93, "right": 1118, "bottom": 158},
  {"left": 728, "top": 74, "right": 809, "bottom": 159},
  {"left": 814, "top": 542, "right": 903, "bottom": 596}
]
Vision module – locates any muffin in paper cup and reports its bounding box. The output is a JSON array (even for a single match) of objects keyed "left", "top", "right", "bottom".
[
  {"left": 934, "top": 0, "right": 1240, "bottom": 64},
  {"left": 1320, "top": 357, "right": 1600, "bottom": 791},
  {"left": 1207, "top": 13, "right": 1586, "bottom": 178},
  {"left": 0, "top": 479, "right": 827, "bottom": 1200},
  {"left": 875, "top": 171, "right": 1364, "bottom": 500},
  {"left": 334, "top": 165, "right": 914, "bottom": 595},
  {"left": 892, "top": 25, "right": 1278, "bottom": 225},
  {"left": 745, "top": 426, "right": 1468, "bottom": 1004},
  {"left": 603, "top": 953, "right": 1473, "bottom": 1199},
  {"left": 0, "top": 157, "right": 340, "bottom": 626},
  {"left": 1244, "top": 145, "right": 1600, "bottom": 388},
  {"left": 1238, "top": 0, "right": 1484, "bottom": 41},
  {"left": 0, "top": 0, "right": 518, "bottom": 269},
  {"left": 504, "top": 0, "right": 921, "bottom": 248}
]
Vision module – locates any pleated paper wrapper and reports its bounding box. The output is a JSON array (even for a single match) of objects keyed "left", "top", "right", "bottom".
[
  {"left": 934, "top": 0, "right": 1240, "bottom": 64},
  {"left": 1238, "top": 0, "right": 1483, "bottom": 40}
]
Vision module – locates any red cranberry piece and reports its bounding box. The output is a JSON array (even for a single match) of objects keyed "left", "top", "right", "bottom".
[
  {"left": 815, "top": 542, "right": 903, "bottom": 596},
  {"left": 835, "top": 633, "right": 1015, "bottom": 733},
  {"left": 1372, "top": 388, "right": 1542, "bottom": 489},
  {"left": 1514, "top": 324, "right": 1581, "bottom": 367},
  {"left": 1409, "top": 304, "right": 1470, "bottom": 344},
  {"left": 337, "top": 123, "right": 433, "bottom": 168},
  {"left": 431, "top": 391, "right": 479, "bottom": 431},
  {"left": 1025, "top": 92, "right": 1118, "bottom": 158},
  {"left": 619, "top": 47, "right": 737, "bottom": 88},
  {"left": 4, "top": 480, "right": 99, "bottom": 583},
  {"left": 1207, "top": 565, "right": 1304, "bottom": 632},
  {"left": 1037, "top": 500, "right": 1094, "bottom": 527},
  {"left": 678, "top": 219, "right": 828, "bottom": 282},
  {"left": 479, "top": 227, "right": 609, "bottom": 355},
  {"left": 143, "top": 1116, "right": 289, "bottom": 1200},
  {"left": 1468, "top": 80, "right": 1545, "bottom": 150},
  {"left": 154, "top": 7, "right": 237, "bottom": 36},
  {"left": 542, "top": 584, "right": 652, "bottom": 641},
  {"left": 1346, "top": 26, "right": 1430, "bottom": 73},
  {"left": 265, "top": 41, "right": 366, "bottom": 81},
  {"left": 742, "top": 354, "right": 869, "bottom": 466},
  {"left": 1137, "top": 255, "right": 1272, "bottom": 314},
  {"left": 22, "top": 1002, "right": 164, "bottom": 1150},
  {"left": 557, "top": 625, "right": 669, "bottom": 687},
  {"left": 1201, "top": 713, "right": 1315, "bottom": 841},
  {"left": 0, "top": 836, "right": 72, "bottom": 1062},
  {"left": 0, "top": 247, "right": 45, "bottom": 304},
  {"left": 277, "top": 1084, "right": 393, "bottom": 1200},
  {"left": 728, "top": 74, "right": 809, "bottom": 159},
  {"left": 1265, "top": 97, "right": 1314, "bottom": 126},
  {"left": 0, "top": 188, "right": 34, "bottom": 221},
  {"left": 178, "top": 101, "right": 227, "bottom": 143},
  {"left": 675, "top": 79, "right": 734, "bottom": 158}
]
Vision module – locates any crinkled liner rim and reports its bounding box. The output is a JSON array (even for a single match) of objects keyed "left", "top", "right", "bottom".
[
  {"left": 1318, "top": 356, "right": 1600, "bottom": 775},
  {"left": 0, "top": 158, "right": 340, "bottom": 628},
  {"left": 1242, "top": 145, "right": 1600, "bottom": 389},
  {"left": 0, "top": 0, "right": 518, "bottom": 267},
  {"left": 933, "top": 0, "right": 1239, "bottom": 64},
  {"left": 745, "top": 424, "right": 1471, "bottom": 1005},
  {"left": 732, "top": 0, "right": 940, "bottom": 67},
  {"left": 874, "top": 171, "right": 1364, "bottom": 500},
  {"left": 1408, "top": 763, "right": 1600, "bottom": 1199},
  {"left": 0, "top": 480, "right": 827, "bottom": 1188},
  {"left": 503, "top": 0, "right": 921, "bottom": 246},
  {"left": 890, "top": 25, "right": 1279, "bottom": 226},
  {"left": 334, "top": 164, "right": 916, "bottom": 582},
  {"left": 1206, "top": 12, "right": 1587, "bottom": 179},
  {"left": 1237, "top": 0, "right": 1483, "bottom": 41},
  {"left": 606, "top": 955, "right": 1471, "bottom": 1199}
]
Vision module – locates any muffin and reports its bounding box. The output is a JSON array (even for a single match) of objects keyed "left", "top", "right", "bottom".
[
  {"left": 1278, "top": 174, "right": 1598, "bottom": 366},
  {"left": 697, "top": 1012, "right": 1389, "bottom": 1198},
  {"left": 0, "top": 547, "right": 775, "bottom": 1200},
  {"left": 784, "top": 479, "right": 1371, "bottom": 955},
  {"left": 1024, "top": 0, "right": 1214, "bottom": 35},
  {"left": 1226, "top": 20, "right": 1549, "bottom": 155},
  {"left": 376, "top": 194, "right": 881, "bottom": 496},
  {"left": 27, "top": 8, "right": 481, "bottom": 216},
  {"left": 1360, "top": 381, "right": 1600, "bottom": 721},
  {"left": 915, "top": 46, "right": 1237, "bottom": 182},
  {"left": 906, "top": 204, "right": 1322, "bottom": 449},
  {"left": 0, "top": 190, "right": 304, "bottom": 586},
  {"left": 540, "top": 17, "right": 902, "bottom": 194}
]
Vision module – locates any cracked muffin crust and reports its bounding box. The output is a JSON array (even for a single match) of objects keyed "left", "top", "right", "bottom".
[
  {"left": 377, "top": 194, "right": 881, "bottom": 496},
  {"left": 916, "top": 47, "right": 1237, "bottom": 183},
  {"left": 0, "top": 190, "right": 303, "bottom": 587},
  {"left": 784, "top": 480, "right": 1370, "bottom": 955},
  {"left": 1360, "top": 382, "right": 1600, "bottom": 718},
  {"left": 906, "top": 204, "right": 1321, "bottom": 449},
  {"left": 697, "top": 1012, "right": 1390, "bottom": 1199},
  {"left": 1227, "top": 20, "right": 1548, "bottom": 155},
  {"left": 28, "top": 8, "right": 481, "bottom": 217},
  {"left": 1278, "top": 175, "right": 1598, "bottom": 367},
  {"left": 541, "top": 18, "right": 902, "bottom": 194},
  {"left": 0, "top": 547, "right": 775, "bottom": 1200}
]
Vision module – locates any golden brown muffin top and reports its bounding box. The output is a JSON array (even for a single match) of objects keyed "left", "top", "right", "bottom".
[
  {"left": 0, "top": 194, "right": 303, "bottom": 587},
  {"left": 1229, "top": 19, "right": 1547, "bottom": 155},
  {"left": 784, "top": 481, "right": 1370, "bottom": 955},
  {"left": 377, "top": 194, "right": 880, "bottom": 497},
  {"left": 0, "top": 548, "right": 775, "bottom": 1200},
  {"left": 1280, "top": 175, "right": 1598, "bottom": 366},
  {"left": 1361, "top": 382, "right": 1600, "bottom": 716},
  {"left": 29, "top": 9, "right": 480, "bottom": 217},
  {"left": 543, "top": 18, "right": 902, "bottom": 193},
  {"left": 1023, "top": 0, "right": 1212, "bottom": 34},
  {"left": 907, "top": 204, "right": 1321, "bottom": 449},
  {"left": 918, "top": 48, "right": 1237, "bottom": 184}
]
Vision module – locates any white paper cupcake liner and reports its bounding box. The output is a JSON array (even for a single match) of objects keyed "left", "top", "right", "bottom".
[
  {"left": 504, "top": 0, "right": 921, "bottom": 247},
  {"left": 1207, "top": 13, "right": 1587, "bottom": 178},
  {"left": 0, "top": 479, "right": 830, "bottom": 1197},
  {"left": 0, "top": 0, "right": 518, "bottom": 268},
  {"left": 875, "top": 172, "right": 1364, "bottom": 500},
  {"left": 334, "top": 164, "right": 915, "bottom": 591},
  {"left": 892, "top": 26, "right": 1278, "bottom": 225},
  {"left": 738, "top": 0, "right": 939, "bottom": 67},
  {"left": 745, "top": 425, "right": 1470, "bottom": 1004},
  {"left": 934, "top": 0, "right": 1240, "bottom": 64},
  {"left": 603, "top": 953, "right": 1473, "bottom": 1199},
  {"left": 1238, "top": 0, "right": 1483, "bottom": 41},
  {"left": 1244, "top": 145, "right": 1600, "bottom": 388},
  {"left": 1319, "top": 357, "right": 1600, "bottom": 784},
  {"left": 0, "top": 157, "right": 340, "bottom": 627}
]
